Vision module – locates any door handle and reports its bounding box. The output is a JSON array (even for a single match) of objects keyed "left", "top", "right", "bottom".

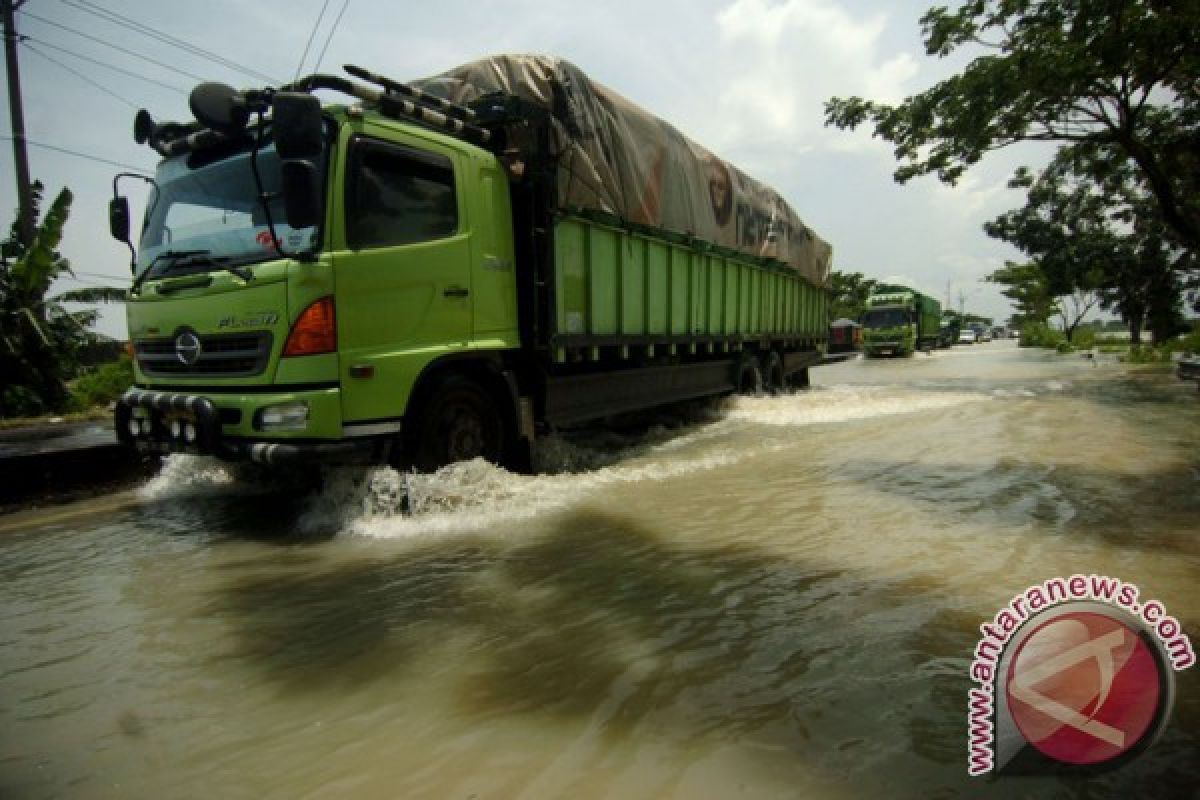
[{"left": 443, "top": 286, "right": 469, "bottom": 298}]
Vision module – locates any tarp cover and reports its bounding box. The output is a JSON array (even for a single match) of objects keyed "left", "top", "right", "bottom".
[{"left": 412, "top": 55, "right": 832, "bottom": 288}]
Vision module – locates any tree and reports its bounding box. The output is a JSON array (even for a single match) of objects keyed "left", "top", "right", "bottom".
[
  {"left": 984, "top": 148, "right": 1195, "bottom": 344},
  {"left": 825, "top": 1, "right": 1200, "bottom": 250},
  {"left": 986, "top": 261, "right": 1056, "bottom": 324},
  {"left": 829, "top": 270, "right": 877, "bottom": 321},
  {"left": 0, "top": 182, "right": 126, "bottom": 416}
]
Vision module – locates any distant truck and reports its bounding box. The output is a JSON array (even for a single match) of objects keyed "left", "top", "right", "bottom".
[
  {"left": 860, "top": 285, "right": 941, "bottom": 357},
  {"left": 938, "top": 313, "right": 961, "bottom": 348},
  {"left": 107, "top": 56, "right": 832, "bottom": 473}
]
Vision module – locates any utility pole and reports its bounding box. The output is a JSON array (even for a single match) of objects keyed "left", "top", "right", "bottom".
[{"left": 3, "top": 0, "right": 34, "bottom": 248}]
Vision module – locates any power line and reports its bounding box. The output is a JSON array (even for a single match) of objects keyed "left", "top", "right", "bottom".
[
  {"left": 24, "top": 35, "right": 187, "bottom": 95},
  {"left": 22, "top": 41, "right": 138, "bottom": 108},
  {"left": 20, "top": 10, "right": 209, "bottom": 82},
  {"left": 56, "top": 273, "right": 125, "bottom": 289},
  {"left": 0, "top": 134, "right": 149, "bottom": 173},
  {"left": 60, "top": 0, "right": 281, "bottom": 84},
  {"left": 71, "top": 269, "right": 127, "bottom": 281},
  {"left": 313, "top": 0, "right": 350, "bottom": 74},
  {"left": 294, "top": 0, "right": 330, "bottom": 82}
]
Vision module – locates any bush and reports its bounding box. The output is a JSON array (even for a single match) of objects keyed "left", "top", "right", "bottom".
[
  {"left": 1120, "top": 330, "right": 1200, "bottom": 363},
  {"left": 69, "top": 356, "right": 134, "bottom": 410},
  {"left": 1, "top": 385, "right": 49, "bottom": 418},
  {"left": 1019, "top": 322, "right": 1067, "bottom": 350},
  {"left": 1070, "top": 327, "right": 1096, "bottom": 349}
]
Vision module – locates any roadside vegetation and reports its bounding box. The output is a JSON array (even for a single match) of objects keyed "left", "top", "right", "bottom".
[
  {"left": 826, "top": 1, "right": 1199, "bottom": 351},
  {"left": 1, "top": 181, "right": 128, "bottom": 420}
]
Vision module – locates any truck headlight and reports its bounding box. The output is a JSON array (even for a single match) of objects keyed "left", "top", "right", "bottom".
[{"left": 257, "top": 401, "right": 310, "bottom": 432}]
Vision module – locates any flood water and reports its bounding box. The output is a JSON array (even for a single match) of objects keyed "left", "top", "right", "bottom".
[{"left": 2, "top": 341, "right": 1198, "bottom": 799}]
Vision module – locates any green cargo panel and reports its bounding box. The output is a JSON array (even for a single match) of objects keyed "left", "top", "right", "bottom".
[
  {"left": 552, "top": 216, "right": 827, "bottom": 346},
  {"left": 690, "top": 253, "right": 705, "bottom": 335},
  {"left": 706, "top": 256, "right": 722, "bottom": 335},
  {"left": 588, "top": 226, "right": 618, "bottom": 335},
  {"left": 620, "top": 237, "right": 646, "bottom": 335},
  {"left": 670, "top": 247, "right": 688, "bottom": 335},
  {"left": 555, "top": 220, "right": 587, "bottom": 335},
  {"left": 646, "top": 240, "right": 668, "bottom": 334},
  {"left": 724, "top": 260, "right": 738, "bottom": 334}
]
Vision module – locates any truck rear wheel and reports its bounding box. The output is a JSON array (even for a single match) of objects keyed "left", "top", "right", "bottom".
[
  {"left": 735, "top": 352, "right": 763, "bottom": 395},
  {"left": 410, "top": 375, "right": 504, "bottom": 473},
  {"left": 761, "top": 351, "right": 784, "bottom": 394}
]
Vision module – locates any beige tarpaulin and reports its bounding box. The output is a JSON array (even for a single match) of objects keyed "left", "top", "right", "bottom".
[{"left": 412, "top": 55, "right": 832, "bottom": 288}]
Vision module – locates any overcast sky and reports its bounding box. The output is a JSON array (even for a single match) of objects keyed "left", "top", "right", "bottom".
[{"left": 4, "top": 0, "right": 1059, "bottom": 337}]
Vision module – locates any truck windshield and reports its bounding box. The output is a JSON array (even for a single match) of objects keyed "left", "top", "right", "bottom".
[
  {"left": 862, "top": 309, "right": 909, "bottom": 328},
  {"left": 136, "top": 141, "right": 324, "bottom": 279}
]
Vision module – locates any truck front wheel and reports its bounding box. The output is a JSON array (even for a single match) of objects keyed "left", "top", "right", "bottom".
[{"left": 409, "top": 375, "right": 505, "bottom": 473}]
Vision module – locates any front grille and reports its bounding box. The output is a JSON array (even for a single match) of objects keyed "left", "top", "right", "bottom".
[{"left": 136, "top": 332, "right": 272, "bottom": 377}]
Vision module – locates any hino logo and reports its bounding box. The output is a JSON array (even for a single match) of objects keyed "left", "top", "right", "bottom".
[{"left": 174, "top": 331, "right": 202, "bottom": 365}]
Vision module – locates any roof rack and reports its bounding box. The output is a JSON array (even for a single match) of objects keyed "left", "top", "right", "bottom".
[{"left": 136, "top": 66, "right": 499, "bottom": 158}]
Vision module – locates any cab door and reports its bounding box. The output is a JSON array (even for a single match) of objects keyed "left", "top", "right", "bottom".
[{"left": 334, "top": 132, "right": 472, "bottom": 424}]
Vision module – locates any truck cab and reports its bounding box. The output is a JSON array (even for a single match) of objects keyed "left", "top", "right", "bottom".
[{"left": 114, "top": 87, "right": 521, "bottom": 470}]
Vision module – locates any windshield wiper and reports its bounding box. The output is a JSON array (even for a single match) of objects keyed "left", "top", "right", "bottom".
[{"left": 132, "top": 249, "right": 253, "bottom": 293}]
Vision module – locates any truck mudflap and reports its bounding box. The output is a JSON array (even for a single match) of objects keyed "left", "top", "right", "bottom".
[{"left": 115, "top": 388, "right": 376, "bottom": 465}]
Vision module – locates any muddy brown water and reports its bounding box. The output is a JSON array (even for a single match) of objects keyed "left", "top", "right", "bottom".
[{"left": 2, "top": 341, "right": 1198, "bottom": 799}]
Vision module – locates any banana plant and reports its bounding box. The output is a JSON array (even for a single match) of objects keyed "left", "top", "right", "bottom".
[{"left": 1, "top": 182, "right": 126, "bottom": 416}]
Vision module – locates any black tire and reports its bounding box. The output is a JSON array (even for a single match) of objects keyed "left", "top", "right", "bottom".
[
  {"left": 409, "top": 376, "right": 505, "bottom": 473},
  {"left": 787, "top": 367, "right": 811, "bottom": 390},
  {"left": 734, "top": 352, "right": 763, "bottom": 395},
  {"left": 761, "top": 351, "right": 784, "bottom": 394}
]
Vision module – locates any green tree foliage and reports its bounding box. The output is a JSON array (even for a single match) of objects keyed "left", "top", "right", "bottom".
[
  {"left": 0, "top": 182, "right": 127, "bottom": 417},
  {"left": 987, "top": 260, "right": 1100, "bottom": 344},
  {"left": 985, "top": 149, "right": 1194, "bottom": 344},
  {"left": 828, "top": 270, "right": 877, "bottom": 321},
  {"left": 824, "top": 1, "right": 1200, "bottom": 250},
  {"left": 986, "top": 261, "right": 1056, "bottom": 324}
]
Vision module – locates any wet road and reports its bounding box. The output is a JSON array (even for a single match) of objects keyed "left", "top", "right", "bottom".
[{"left": 2, "top": 340, "right": 1198, "bottom": 799}]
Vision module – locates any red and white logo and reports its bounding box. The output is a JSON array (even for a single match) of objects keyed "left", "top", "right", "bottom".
[{"left": 1006, "top": 611, "right": 1161, "bottom": 766}]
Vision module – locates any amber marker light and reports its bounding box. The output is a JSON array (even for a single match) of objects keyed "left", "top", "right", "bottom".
[{"left": 282, "top": 296, "right": 336, "bottom": 357}]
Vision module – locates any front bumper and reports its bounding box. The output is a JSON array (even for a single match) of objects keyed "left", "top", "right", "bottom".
[
  {"left": 115, "top": 387, "right": 382, "bottom": 465},
  {"left": 864, "top": 341, "right": 905, "bottom": 355}
]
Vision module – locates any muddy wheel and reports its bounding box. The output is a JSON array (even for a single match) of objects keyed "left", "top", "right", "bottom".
[
  {"left": 410, "top": 376, "right": 504, "bottom": 473},
  {"left": 734, "top": 352, "right": 763, "bottom": 395},
  {"left": 788, "top": 367, "right": 811, "bottom": 390},
  {"left": 761, "top": 351, "right": 784, "bottom": 394}
]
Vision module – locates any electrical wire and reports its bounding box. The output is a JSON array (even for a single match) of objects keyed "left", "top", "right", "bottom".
[
  {"left": 20, "top": 10, "right": 210, "bottom": 82},
  {"left": 312, "top": 0, "right": 350, "bottom": 74},
  {"left": 58, "top": 0, "right": 281, "bottom": 84},
  {"left": 24, "top": 35, "right": 187, "bottom": 95},
  {"left": 22, "top": 42, "right": 139, "bottom": 109},
  {"left": 56, "top": 274, "right": 125, "bottom": 289},
  {"left": 71, "top": 269, "right": 128, "bottom": 281},
  {"left": 294, "top": 0, "right": 331, "bottom": 82},
  {"left": 0, "top": 135, "right": 150, "bottom": 173}
]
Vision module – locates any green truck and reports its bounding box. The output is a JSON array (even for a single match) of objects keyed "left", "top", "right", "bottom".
[
  {"left": 108, "top": 57, "right": 831, "bottom": 473},
  {"left": 860, "top": 284, "right": 941, "bottom": 357}
]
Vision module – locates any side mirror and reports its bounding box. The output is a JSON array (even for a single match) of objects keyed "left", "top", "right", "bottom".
[
  {"left": 273, "top": 92, "right": 324, "bottom": 159},
  {"left": 109, "top": 196, "right": 131, "bottom": 243},
  {"left": 279, "top": 160, "right": 322, "bottom": 230}
]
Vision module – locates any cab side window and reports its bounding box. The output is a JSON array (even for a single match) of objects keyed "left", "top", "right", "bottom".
[{"left": 346, "top": 139, "right": 457, "bottom": 249}]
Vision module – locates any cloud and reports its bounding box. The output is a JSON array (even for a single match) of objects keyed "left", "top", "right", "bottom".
[{"left": 711, "top": 0, "right": 918, "bottom": 159}]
